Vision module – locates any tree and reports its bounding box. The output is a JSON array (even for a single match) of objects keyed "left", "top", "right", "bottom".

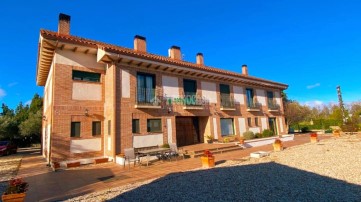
[
  {"left": 19, "top": 111, "right": 42, "bottom": 137},
  {"left": 29, "top": 94, "right": 43, "bottom": 114},
  {"left": 1, "top": 103, "right": 14, "bottom": 116},
  {"left": 284, "top": 101, "right": 311, "bottom": 131}
]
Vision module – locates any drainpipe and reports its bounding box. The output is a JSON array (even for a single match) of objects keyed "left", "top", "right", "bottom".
[{"left": 112, "top": 62, "right": 117, "bottom": 161}]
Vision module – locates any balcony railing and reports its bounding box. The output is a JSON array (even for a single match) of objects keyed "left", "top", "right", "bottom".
[
  {"left": 220, "top": 94, "right": 235, "bottom": 109},
  {"left": 268, "top": 100, "right": 280, "bottom": 111},
  {"left": 247, "top": 101, "right": 261, "bottom": 111},
  {"left": 135, "top": 88, "right": 161, "bottom": 108}
]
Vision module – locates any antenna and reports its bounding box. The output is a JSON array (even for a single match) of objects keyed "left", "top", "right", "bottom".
[{"left": 336, "top": 85, "right": 346, "bottom": 124}]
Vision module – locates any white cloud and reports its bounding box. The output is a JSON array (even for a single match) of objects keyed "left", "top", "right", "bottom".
[
  {"left": 25, "top": 100, "right": 32, "bottom": 106},
  {"left": 306, "top": 83, "right": 320, "bottom": 89},
  {"left": 8, "top": 82, "right": 18, "bottom": 87},
  {"left": 0, "top": 88, "right": 6, "bottom": 99},
  {"left": 303, "top": 100, "right": 324, "bottom": 107}
]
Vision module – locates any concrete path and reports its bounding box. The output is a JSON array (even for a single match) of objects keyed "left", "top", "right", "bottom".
[{"left": 16, "top": 134, "right": 330, "bottom": 202}]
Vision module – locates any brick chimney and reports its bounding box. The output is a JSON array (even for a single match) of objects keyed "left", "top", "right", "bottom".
[
  {"left": 58, "top": 13, "right": 71, "bottom": 35},
  {"left": 242, "top": 64, "right": 248, "bottom": 76},
  {"left": 196, "top": 53, "right": 204, "bottom": 65},
  {"left": 169, "top": 46, "right": 181, "bottom": 60},
  {"left": 134, "top": 35, "right": 146, "bottom": 52}
]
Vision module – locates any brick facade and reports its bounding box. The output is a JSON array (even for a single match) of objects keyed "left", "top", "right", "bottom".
[{"left": 36, "top": 14, "right": 288, "bottom": 164}]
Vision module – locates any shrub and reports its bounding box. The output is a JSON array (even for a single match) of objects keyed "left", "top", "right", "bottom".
[
  {"left": 4, "top": 178, "right": 28, "bottom": 194},
  {"left": 325, "top": 128, "right": 332, "bottom": 133},
  {"left": 255, "top": 133, "right": 262, "bottom": 138},
  {"left": 262, "top": 129, "right": 274, "bottom": 137},
  {"left": 223, "top": 137, "right": 229, "bottom": 143},
  {"left": 243, "top": 131, "right": 255, "bottom": 140},
  {"left": 301, "top": 126, "right": 310, "bottom": 133}
]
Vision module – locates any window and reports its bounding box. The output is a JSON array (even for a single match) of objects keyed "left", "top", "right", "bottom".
[
  {"left": 267, "top": 91, "right": 274, "bottom": 104},
  {"left": 255, "top": 117, "right": 259, "bottom": 126},
  {"left": 220, "top": 84, "right": 230, "bottom": 94},
  {"left": 147, "top": 119, "right": 162, "bottom": 133},
  {"left": 132, "top": 119, "right": 140, "bottom": 133},
  {"left": 246, "top": 88, "right": 254, "bottom": 107},
  {"left": 183, "top": 79, "right": 197, "bottom": 96},
  {"left": 72, "top": 70, "right": 100, "bottom": 82},
  {"left": 137, "top": 73, "right": 156, "bottom": 104},
  {"left": 71, "top": 122, "right": 80, "bottom": 137},
  {"left": 247, "top": 118, "right": 252, "bottom": 127},
  {"left": 92, "top": 121, "right": 101, "bottom": 136},
  {"left": 108, "top": 120, "right": 111, "bottom": 136},
  {"left": 220, "top": 118, "right": 234, "bottom": 136},
  {"left": 220, "top": 84, "right": 233, "bottom": 108}
]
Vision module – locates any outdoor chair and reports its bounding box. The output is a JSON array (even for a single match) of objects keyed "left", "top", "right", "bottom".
[{"left": 124, "top": 148, "right": 140, "bottom": 169}]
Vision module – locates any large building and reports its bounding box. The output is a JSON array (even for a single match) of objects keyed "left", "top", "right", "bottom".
[{"left": 36, "top": 14, "right": 288, "bottom": 165}]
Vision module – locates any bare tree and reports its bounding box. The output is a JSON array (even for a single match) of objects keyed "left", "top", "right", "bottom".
[{"left": 284, "top": 101, "right": 311, "bottom": 131}]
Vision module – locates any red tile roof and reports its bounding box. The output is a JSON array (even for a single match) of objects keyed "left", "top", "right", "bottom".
[{"left": 40, "top": 29, "right": 288, "bottom": 89}]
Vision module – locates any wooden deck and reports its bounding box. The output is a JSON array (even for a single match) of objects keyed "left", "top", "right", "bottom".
[{"left": 179, "top": 142, "right": 243, "bottom": 158}]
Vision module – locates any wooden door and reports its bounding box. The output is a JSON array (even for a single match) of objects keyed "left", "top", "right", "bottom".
[{"left": 176, "top": 117, "right": 199, "bottom": 147}]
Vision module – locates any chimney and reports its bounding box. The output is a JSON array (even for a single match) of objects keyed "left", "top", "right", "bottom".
[
  {"left": 134, "top": 35, "right": 147, "bottom": 52},
  {"left": 169, "top": 46, "right": 181, "bottom": 60},
  {"left": 242, "top": 64, "right": 248, "bottom": 76},
  {"left": 58, "top": 13, "right": 71, "bottom": 35},
  {"left": 196, "top": 53, "right": 204, "bottom": 65}
]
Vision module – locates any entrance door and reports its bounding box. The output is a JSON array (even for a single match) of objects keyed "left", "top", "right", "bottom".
[
  {"left": 176, "top": 117, "right": 200, "bottom": 147},
  {"left": 268, "top": 118, "right": 278, "bottom": 136}
]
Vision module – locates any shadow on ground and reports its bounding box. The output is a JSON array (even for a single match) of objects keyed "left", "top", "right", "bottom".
[{"left": 109, "top": 162, "right": 361, "bottom": 202}]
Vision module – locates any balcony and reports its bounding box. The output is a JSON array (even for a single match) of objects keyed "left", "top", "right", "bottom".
[
  {"left": 247, "top": 101, "right": 262, "bottom": 112},
  {"left": 135, "top": 88, "right": 161, "bottom": 109},
  {"left": 220, "top": 94, "right": 235, "bottom": 110},
  {"left": 268, "top": 100, "right": 280, "bottom": 112}
]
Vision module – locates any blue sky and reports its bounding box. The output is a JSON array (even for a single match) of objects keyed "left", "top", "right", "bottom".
[{"left": 0, "top": 0, "right": 360, "bottom": 109}]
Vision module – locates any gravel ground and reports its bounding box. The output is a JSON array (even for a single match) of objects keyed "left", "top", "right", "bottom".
[
  {"left": 64, "top": 135, "right": 361, "bottom": 202},
  {"left": 0, "top": 154, "right": 23, "bottom": 197}
]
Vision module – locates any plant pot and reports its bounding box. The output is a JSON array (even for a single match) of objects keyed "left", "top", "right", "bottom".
[
  {"left": 273, "top": 143, "right": 283, "bottom": 151},
  {"left": 239, "top": 139, "right": 245, "bottom": 144},
  {"left": 333, "top": 131, "right": 341, "bottom": 138},
  {"left": 310, "top": 133, "right": 318, "bottom": 143},
  {"left": 206, "top": 140, "right": 213, "bottom": 144},
  {"left": 201, "top": 156, "right": 215, "bottom": 168},
  {"left": 2, "top": 192, "right": 26, "bottom": 202}
]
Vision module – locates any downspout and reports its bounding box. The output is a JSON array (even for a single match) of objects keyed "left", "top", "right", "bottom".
[{"left": 112, "top": 62, "right": 117, "bottom": 161}]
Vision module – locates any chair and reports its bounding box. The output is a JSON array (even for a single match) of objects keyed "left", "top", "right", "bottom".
[
  {"left": 124, "top": 148, "right": 140, "bottom": 169},
  {"left": 168, "top": 143, "right": 185, "bottom": 161}
]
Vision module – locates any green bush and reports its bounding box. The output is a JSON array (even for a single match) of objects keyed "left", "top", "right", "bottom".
[
  {"left": 325, "top": 128, "right": 332, "bottom": 133},
  {"left": 255, "top": 133, "right": 262, "bottom": 138},
  {"left": 243, "top": 131, "right": 255, "bottom": 140},
  {"left": 262, "top": 129, "right": 274, "bottom": 137},
  {"left": 301, "top": 126, "right": 310, "bottom": 133}
]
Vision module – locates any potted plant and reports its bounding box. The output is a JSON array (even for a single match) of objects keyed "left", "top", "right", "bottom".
[
  {"left": 206, "top": 135, "right": 214, "bottom": 144},
  {"left": 201, "top": 150, "right": 215, "bottom": 168},
  {"left": 273, "top": 139, "right": 283, "bottom": 151},
  {"left": 238, "top": 136, "right": 245, "bottom": 144},
  {"left": 310, "top": 133, "right": 318, "bottom": 143},
  {"left": 2, "top": 178, "right": 29, "bottom": 202},
  {"left": 333, "top": 129, "right": 341, "bottom": 138}
]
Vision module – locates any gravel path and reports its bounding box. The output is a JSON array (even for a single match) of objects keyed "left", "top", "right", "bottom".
[
  {"left": 64, "top": 135, "right": 361, "bottom": 202},
  {"left": 0, "top": 154, "right": 23, "bottom": 197}
]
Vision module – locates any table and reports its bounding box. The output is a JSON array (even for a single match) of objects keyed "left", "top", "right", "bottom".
[{"left": 138, "top": 148, "right": 171, "bottom": 166}]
